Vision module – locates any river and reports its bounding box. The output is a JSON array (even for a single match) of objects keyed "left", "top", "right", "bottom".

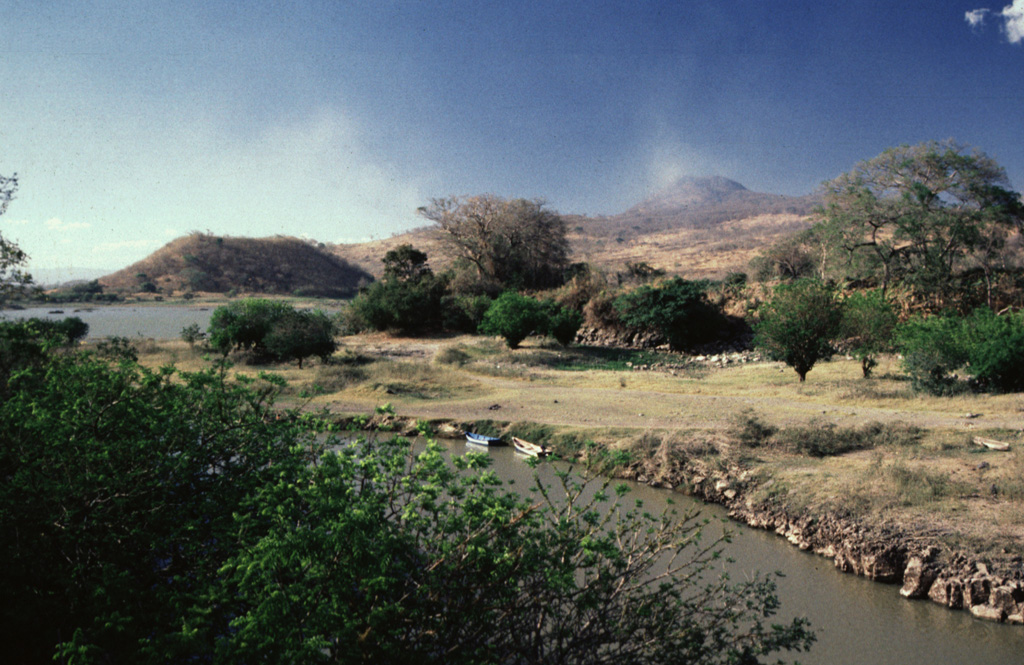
[
  {"left": 469, "top": 442, "right": 1024, "bottom": 665},
  {"left": 4, "top": 304, "right": 1023, "bottom": 663}
]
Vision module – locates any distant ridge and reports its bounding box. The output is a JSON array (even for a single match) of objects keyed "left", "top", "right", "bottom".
[
  {"left": 100, "top": 233, "right": 373, "bottom": 297},
  {"left": 576, "top": 175, "right": 821, "bottom": 235}
]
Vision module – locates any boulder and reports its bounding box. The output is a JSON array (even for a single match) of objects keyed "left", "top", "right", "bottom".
[{"left": 900, "top": 556, "right": 938, "bottom": 599}]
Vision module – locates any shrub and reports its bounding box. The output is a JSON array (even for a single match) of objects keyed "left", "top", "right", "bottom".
[
  {"left": 729, "top": 409, "right": 777, "bottom": 448},
  {"left": 958, "top": 308, "right": 1024, "bottom": 392},
  {"left": 208, "top": 299, "right": 336, "bottom": 366},
  {"left": 841, "top": 289, "right": 897, "bottom": 378},
  {"left": 614, "top": 277, "right": 722, "bottom": 351},
  {"left": 180, "top": 322, "right": 206, "bottom": 347},
  {"left": 440, "top": 293, "right": 492, "bottom": 333},
  {"left": 480, "top": 291, "right": 547, "bottom": 349},
  {"left": 543, "top": 300, "right": 583, "bottom": 346},
  {"left": 896, "top": 314, "right": 969, "bottom": 395},
  {"left": 262, "top": 308, "right": 337, "bottom": 368},
  {"left": 754, "top": 279, "right": 844, "bottom": 382}
]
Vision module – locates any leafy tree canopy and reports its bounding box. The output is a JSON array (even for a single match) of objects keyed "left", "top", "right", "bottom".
[
  {"left": 208, "top": 298, "right": 336, "bottom": 366},
  {"left": 480, "top": 291, "right": 547, "bottom": 348},
  {"left": 1, "top": 339, "right": 815, "bottom": 664},
  {"left": 813, "top": 140, "right": 1024, "bottom": 310},
  {"left": 0, "top": 173, "right": 33, "bottom": 306}
]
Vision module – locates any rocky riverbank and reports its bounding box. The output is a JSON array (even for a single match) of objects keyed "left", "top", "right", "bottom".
[
  {"left": 625, "top": 453, "right": 1024, "bottom": 625},
  {"left": 340, "top": 411, "right": 1024, "bottom": 625}
]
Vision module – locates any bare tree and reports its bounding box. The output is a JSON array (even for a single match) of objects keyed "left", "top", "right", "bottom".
[{"left": 418, "top": 194, "right": 570, "bottom": 292}]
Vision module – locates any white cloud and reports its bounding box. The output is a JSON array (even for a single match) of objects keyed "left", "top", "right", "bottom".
[
  {"left": 965, "top": 8, "right": 989, "bottom": 28},
  {"left": 1002, "top": 0, "right": 1024, "bottom": 43},
  {"left": 45, "top": 217, "right": 91, "bottom": 231},
  {"left": 966, "top": 2, "right": 1024, "bottom": 43}
]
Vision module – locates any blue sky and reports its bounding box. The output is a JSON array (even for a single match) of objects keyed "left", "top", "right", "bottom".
[{"left": 2, "top": 1, "right": 1023, "bottom": 278}]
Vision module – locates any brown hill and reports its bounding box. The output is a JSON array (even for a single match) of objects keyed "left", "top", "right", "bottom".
[
  {"left": 100, "top": 233, "right": 373, "bottom": 297},
  {"left": 330, "top": 177, "right": 818, "bottom": 281}
]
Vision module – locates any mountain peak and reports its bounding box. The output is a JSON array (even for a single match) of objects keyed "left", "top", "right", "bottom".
[{"left": 631, "top": 176, "right": 749, "bottom": 215}]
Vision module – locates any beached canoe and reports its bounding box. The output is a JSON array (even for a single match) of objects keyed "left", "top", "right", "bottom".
[
  {"left": 465, "top": 432, "right": 505, "bottom": 447},
  {"left": 512, "top": 436, "right": 551, "bottom": 457}
]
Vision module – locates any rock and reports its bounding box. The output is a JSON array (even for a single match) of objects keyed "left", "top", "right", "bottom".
[
  {"left": 901, "top": 557, "right": 938, "bottom": 599},
  {"left": 965, "top": 576, "right": 992, "bottom": 607},
  {"left": 969, "top": 604, "right": 1006, "bottom": 622},
  {"left": 928, "top": 577, "right": 965, "bottom": 609}
]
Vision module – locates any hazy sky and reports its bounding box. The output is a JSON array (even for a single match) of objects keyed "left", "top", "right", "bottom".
[{"left": 2, "top": 1, "right": 1023, "bottom": 277}]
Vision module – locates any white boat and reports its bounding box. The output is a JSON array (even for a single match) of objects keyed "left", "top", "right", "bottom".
[{"left": 512, "top": 436, "right": 551, "bottom": 457}]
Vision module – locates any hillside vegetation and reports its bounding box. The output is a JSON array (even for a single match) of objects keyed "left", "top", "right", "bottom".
[{"left": 100, "top": 233, "right": 373, "bottom": 297}]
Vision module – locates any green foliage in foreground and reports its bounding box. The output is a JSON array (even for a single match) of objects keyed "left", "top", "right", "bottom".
[{"left": 0, "top": 345, "right": 813, "bottom": 664}]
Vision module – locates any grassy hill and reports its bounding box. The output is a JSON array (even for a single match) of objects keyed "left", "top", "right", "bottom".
[{"left": 100, "top": 233, "right": 373, "bottom": 297}]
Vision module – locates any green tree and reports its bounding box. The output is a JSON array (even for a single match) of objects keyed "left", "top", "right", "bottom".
[
  {"left": 208, "top": 299, "right": 335, "bottom": 366},
  {"left": 419, "top": 195, "right": 570, "bottom": 292},
  {"left": 214, "top": 437, "right": 814, "bottom": 664},
  {"left": 613, "top": 277, "right": 721, "bottom": 351},
  {"left": 754, "top": 279, "right": 844, "bottom": 382},
  {"left": 263, "top": 308, "right": 337, "bottom": 368},
  {"left": 895, "top": 314, "right": 969, "bottom": 395},
  {"left": 382, "top": 243, "right": 431, "bottom": 281},
  {"left": 350, "top": 247, "right": 450, "bottom": 335},
  {"left": 841, "top": 289, "right": 898, "bottom": 377},
  {"left": 958, "top": 308, "right": 1024, "bottom": 393},
  {"left": 0, "top": 173, "right": 33, "bottom": 306},
  {"left": 813, "top": 140, "right": 1024, "bottom": 309},
  {"left": 480, "top": 291, "right": 547, "bottom": 349},
  {"left": 543, "top": 299, "right": 583, "bottom": 346},
  {"left": 897, "top": 309, "right": 1024, "bottom": 394},
  {"left": 1, "top": 342, "right": 814, "bottom": 663},
  {"left": 208, "top": 298, "right": 294, "bottom": 357}
]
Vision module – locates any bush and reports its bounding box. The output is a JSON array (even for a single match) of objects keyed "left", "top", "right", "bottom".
[
  {"left": 208, "top": 299, "right": 336, "bottom": 366},
  {"left": 754, "top": 279, "right": 844, "bottom": 382},
  {"left": 262, "top": 308, "right": 337, "bottom": 368},
  {"left": 349, "top": 251, "right": 450, "bottom": 335},
  {"left": 614, "top": 277, "right": 722, "bottom": 351},
  {"left": 841, "top": 289, "right": 897, "bottom": 378},
  {"left": 543, "top": 300, "right": 583, "bottom": 346},
  {"left": 729, "top": 410, "right": 777, "bottom": 448},
  {"left": 440, "top": 293, "right": 492, "bottom": 333},
  {"left": 958, "top": 308, "right": 1024, "bottom": 392},
  {"left": 896, "top": 314, "right": 969, "bottom": 395},
  {"left": 480, "top": 291, "right": 547, "bottom": 349}
]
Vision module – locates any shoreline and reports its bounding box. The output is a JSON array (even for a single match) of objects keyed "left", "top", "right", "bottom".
[{"left": 340, "top": 410, "right": 1024, "bottom": 625}]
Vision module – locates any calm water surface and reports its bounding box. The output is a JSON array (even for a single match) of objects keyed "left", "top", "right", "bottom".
[
  {"left": 446, "top": 441, "right": 1024, "bottom": 665},
  {"left": 1, "top": 304, "right": 215, "bottom": 339}
]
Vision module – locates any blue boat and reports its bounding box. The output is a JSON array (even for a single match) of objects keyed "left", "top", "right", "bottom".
[{"left": 465, "top": 432, "right": 505, "bottom": 447}]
